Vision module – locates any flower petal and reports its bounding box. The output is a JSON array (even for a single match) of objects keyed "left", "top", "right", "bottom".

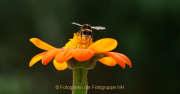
[
  {"left": 98, "top": 57, "right": 117, "bottom": 66},
  {"left": 117, "top": 53, "right": 132, "bottom": 68},
  {"left": 88, "top": 38, "right": 117, "bottom": 53},
  {"left": 42, "top": 49, "right": 64, "bottom": 65},
  {"left": 55, "top": 50, "right": 73, "bottom": 63},
  {"left": 103, "top": 52, "right": 125, "bottom": 68},
  {"left": 30, "top": 38, "right": 56, "bottom": 51},
  {"left": 53, "top": 59, "right": 67, "bottom": 71},
  {"left": 29, "top": 52, "right": 47, "bottom": 67},
  {"left": 71, "top": 49, "right": 94, "bottom": 61}
]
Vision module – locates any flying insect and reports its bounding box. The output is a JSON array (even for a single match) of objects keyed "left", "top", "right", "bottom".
[{"left": 72, "top": 22, "right": 106, "bottom": 39}]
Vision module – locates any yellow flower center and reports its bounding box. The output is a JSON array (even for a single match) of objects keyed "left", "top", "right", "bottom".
[{"left": 63, "top": 33, "right": 93, "bottom": 50}]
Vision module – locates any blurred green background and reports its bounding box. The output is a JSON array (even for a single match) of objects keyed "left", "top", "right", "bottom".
[{"left": 0, "top": 0, "right": 180, "bottom": 94}]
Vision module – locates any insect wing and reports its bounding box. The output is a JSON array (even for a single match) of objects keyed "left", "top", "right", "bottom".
[
  {"left": 91, "top": 26, "right": 106, "bottom": 30},
  {"left": 72, "top": 22, "right": 82, "bottom": 26}
]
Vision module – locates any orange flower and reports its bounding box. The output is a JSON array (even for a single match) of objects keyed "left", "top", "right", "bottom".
[{"left": 29, "top": 33, "right": 131, "bottom": 71}]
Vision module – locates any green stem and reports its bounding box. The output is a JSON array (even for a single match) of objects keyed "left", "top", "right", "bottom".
[{"left": 72, "top": 68, "right": 88, "bottom": 94}]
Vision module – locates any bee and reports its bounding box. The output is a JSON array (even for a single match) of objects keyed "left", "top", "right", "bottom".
[{"left": 72, "top": 22, "right": 106, "bottom": 40}]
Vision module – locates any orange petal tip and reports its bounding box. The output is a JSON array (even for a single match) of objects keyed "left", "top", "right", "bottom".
[
  {"left": 98, "top": 57, "right": 117, "bottom": 66},
  {"left": 29, "top": 52, "right": 47, "bottom": 67},
  {"left": 118, "top": 53, "right": 132, "bottom": 68},
  {"left": 42, "top": 49, "right": 64, "bottom": 65},
  {"left": 88, "top": 38, "right": 117, "bottom": 53},
  {"left": 30, "top": 38, "right": 56, "bottom": 51},
  {"left": 103, "top": 52, "right": 125, "bottom": 68},
  {"left": 53, "top": 59, "right": 68, "bottom": 71}
]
